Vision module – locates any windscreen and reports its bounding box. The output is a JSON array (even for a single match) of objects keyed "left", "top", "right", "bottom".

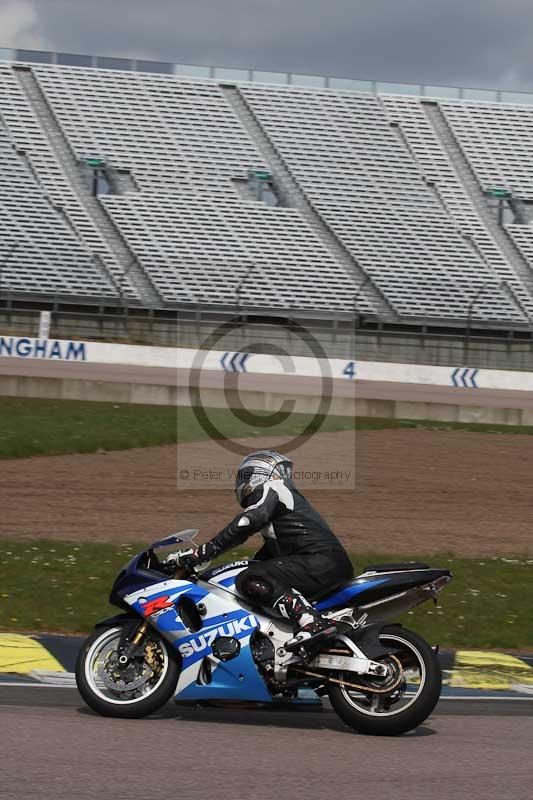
[{"left": 150, "top": 529, "right": 199, "bottom": 549}]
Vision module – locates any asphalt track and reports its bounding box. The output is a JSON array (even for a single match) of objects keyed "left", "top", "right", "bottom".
[
  {"left": 1, "top": 686, "right": 532, "bottom": 800},
  {"left": 1, "top": 356, "right": 532, "bottom": 408}
]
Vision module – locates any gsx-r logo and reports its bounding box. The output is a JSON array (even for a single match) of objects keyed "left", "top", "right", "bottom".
[{"left": 178, "top": 614, "right": 257, "bottom": 657}]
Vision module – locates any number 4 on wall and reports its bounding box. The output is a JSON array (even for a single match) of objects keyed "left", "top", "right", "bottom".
[{"left": 343, "top": 361, "right": 356, "bottom": 379}]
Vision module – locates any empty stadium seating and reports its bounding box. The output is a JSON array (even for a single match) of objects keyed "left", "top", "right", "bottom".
[
  {"left": 0, "top": 124, "right": 114, "bottom": 297},
  {"left": 0, "top": 63, "right": 139, "bottom": 299},
  {"left": 440, "top": 101, "right": 533, "bottom": 200},
  {"left": 101, "top": 191, "right": 356, "bottom": 309},
  {"left": 32, "top": 66, "right": 265, "bottom": 189},
  {"left": 239, "top": 85, "right": 529, "bottom": 321},
  {"left": 0, "top": 63, "right": 357, "bottom": 310},
  {"left": 380, "top": 95, "right": 533, "bottom": 318},
  {"left": 1, "top": 56, "right": 533, "bottom": 325}
]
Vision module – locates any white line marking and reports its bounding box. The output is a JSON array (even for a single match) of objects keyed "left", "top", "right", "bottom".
[
  {"left": 1, "top": 682, "right": 533, "bottom": 702},
  {"left": 0, "top": 682, "right": 77, "bottom": 688},
  {"left": 439, "top": 695, "right": 533, "bottom": 701}
]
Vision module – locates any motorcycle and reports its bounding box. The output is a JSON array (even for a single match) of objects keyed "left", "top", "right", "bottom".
[{"left": 76, "top": 530, "right": 452, "bottom": 735}]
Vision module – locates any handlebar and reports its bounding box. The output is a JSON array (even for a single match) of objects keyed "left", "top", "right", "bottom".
[{"left": 171, "top": 565, "right": 191, "bottom": 580}]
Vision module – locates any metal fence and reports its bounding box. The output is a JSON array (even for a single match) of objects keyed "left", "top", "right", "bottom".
[
  {"left": 355, "top": 329, "right": 533, "bottom": 371},
  {"left": 0, "top": 306, "right": 356, "bottom": 359},
  {"left": 3, "top": 304, "right": 533, "bottom": 369}
]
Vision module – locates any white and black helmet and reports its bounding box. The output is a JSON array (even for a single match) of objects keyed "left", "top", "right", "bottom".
[{"left": 235, "top": 450, "right": 294, "bottom": 507}]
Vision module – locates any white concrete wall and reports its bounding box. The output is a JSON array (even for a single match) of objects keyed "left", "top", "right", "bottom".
[
  {"left": 1, "top": 335, "right": 532, "bottom": 391},
  {"left": 0, "top": 335, "right": 356, "bottom": 381}
]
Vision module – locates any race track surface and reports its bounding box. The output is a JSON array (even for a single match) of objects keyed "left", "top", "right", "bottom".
[{"left": 1, "top": 686, "right": 531, "bottom": 800}]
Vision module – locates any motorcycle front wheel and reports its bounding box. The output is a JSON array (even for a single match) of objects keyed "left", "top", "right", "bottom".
[
  {"left": 76, "top": 623, "right": 179, "bottom": 718},
  {"left": 328, "top": 626, "right": 441, "bottom": 736}
]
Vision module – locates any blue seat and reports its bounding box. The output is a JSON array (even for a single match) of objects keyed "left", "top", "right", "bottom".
[{"left": 314, "top": 576, "right": 389, "bottom": 612}]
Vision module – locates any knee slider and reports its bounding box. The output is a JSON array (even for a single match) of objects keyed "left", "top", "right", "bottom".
[{"left": 236, "top": 573, "right": 274, "bottom": 605}]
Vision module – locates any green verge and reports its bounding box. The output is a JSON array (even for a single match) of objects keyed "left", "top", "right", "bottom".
[
  {"left": 2, "top": 396, "right": 533, "bottom": 460},
  {"left": 1, "top": 539, "right": 532, "bottom": 648},
  {"left": 351, "top": 417, "right": 533, "bottom": 435},
  {"left": 0, "top": 397, "right": 355, "bottom": 459}
]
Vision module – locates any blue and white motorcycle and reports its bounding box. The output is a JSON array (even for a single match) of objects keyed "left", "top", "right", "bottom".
[{"left": 76, "top": 530, "right": 452, "bottom": 735}]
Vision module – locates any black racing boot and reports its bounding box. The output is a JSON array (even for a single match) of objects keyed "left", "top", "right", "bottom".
[
  {"left": 284, "top": 614, "right": 337, "bottom": 652},
  {"left": 273, "top": 589, "right": 337, "bottom": 652}
]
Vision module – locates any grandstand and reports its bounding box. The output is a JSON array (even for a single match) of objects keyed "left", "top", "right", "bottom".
[{"left": 2, "top": 47, "right": 533, "bottom": 339}]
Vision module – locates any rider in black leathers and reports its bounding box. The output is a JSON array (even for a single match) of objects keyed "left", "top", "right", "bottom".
[{"left": 172, "top": 450, "right": 353, "bottom": 650}]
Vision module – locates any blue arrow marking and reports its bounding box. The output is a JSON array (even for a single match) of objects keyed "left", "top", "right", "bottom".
[
  {"left": 460, "top": 368, "right": 470, "bottom": 388},
  {"left": 239, "top": 353, "right": 249, "bottom": 372},
  {"left": 470, "top": 369, "right": 479, "bottom": 388},
  {"left": 451, "top": 368, "right": 460, "bottom": 387},
  {"left": 229, "top": 352, "right": 240, "bottom": 372},
  {"left": 220, "top": 352, "right": 229, "bottom": 370}
]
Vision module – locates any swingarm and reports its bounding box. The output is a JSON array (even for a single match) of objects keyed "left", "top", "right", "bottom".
[{"left": 310, "top": 634, "right": 390, "bottom": 677}]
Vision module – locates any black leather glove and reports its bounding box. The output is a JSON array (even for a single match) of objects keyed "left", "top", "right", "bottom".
[
  {"left": 177, "top": 548, "right": 201, "bottom": 571},
  {"left": 163, "top": 543, "right": 216, "bottom": 574},
  {"left": 195, "top": 542, "right": 216, "bottom": 565}
]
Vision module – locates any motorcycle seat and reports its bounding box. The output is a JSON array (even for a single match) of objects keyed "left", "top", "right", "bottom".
[
  {"left": 310, "top": 564, "right": 428, "bottom": 603},
  {"left": 310, "top": 577, "right": 351, "bottom": 601}
]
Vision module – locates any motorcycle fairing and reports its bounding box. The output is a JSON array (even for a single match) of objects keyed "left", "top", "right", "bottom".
[
  {"left": 121, "top": 577, "right": 271, "bottom": 703},
  {"left": 176, "top": 630, "right": 271, "bottom": 703},
  {"left": 174, "top": 583, "right": 271, "bottom": 702},
  {"left": 201, "top": 561, "right": 252, "bottom": 596}
]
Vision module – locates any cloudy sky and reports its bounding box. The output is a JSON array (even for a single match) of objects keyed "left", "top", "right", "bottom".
[{"left": 1, "top": 0, "right": 533, "bottom": 91}]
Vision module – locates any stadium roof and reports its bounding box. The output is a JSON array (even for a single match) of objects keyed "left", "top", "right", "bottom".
[{"left": 2, "top": 45, "right": 533, "bottom": 106}]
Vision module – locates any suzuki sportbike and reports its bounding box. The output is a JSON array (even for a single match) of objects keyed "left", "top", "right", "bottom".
[{"left": 76, "top": 530, "right": 452, "bottom": 735}]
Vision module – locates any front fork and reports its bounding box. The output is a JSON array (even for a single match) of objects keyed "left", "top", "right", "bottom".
[{"left": 117, "top": 620, "right": 149, "bottom": 667}]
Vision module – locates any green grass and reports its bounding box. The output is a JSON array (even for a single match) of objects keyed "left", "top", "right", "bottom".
[
  {"left": 0, "top": 397, "right": 355, "bottom": 459},
  {"left": 1, "top": 539, "right": 532, "bottom": 648},
  {"left": 2, "top": 397, "right": 533, "bottom": 460},
  {"left": 351, "top": 417, "right": 533, "bottom": 436}
]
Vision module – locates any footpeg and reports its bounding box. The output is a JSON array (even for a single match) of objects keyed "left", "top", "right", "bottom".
[{"left": 284, "top": 624, "right": 337, "bottom": 653}]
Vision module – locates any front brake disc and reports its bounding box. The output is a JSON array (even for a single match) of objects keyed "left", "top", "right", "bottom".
[{"left": 101, "top": 654, "right": 154, "bottom": 692}]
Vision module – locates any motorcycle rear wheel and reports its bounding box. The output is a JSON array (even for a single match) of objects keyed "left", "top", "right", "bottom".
[
  {"left": 328, "top": 626, "right": 441, "bottom": 736},
  {"left": 76, "top": 623, "right": 179, "bottom": 719}
]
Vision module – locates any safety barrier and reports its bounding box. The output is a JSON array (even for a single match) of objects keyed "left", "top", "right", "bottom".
[
  {"left": 0, "top": 336, "right": 356, "bottom": 381},
  {"left": 2, "top": 336, "right": 533, "bottom": 391},
  {"left": 2, "top": 337, "right": 533, "bottom": 421}
]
